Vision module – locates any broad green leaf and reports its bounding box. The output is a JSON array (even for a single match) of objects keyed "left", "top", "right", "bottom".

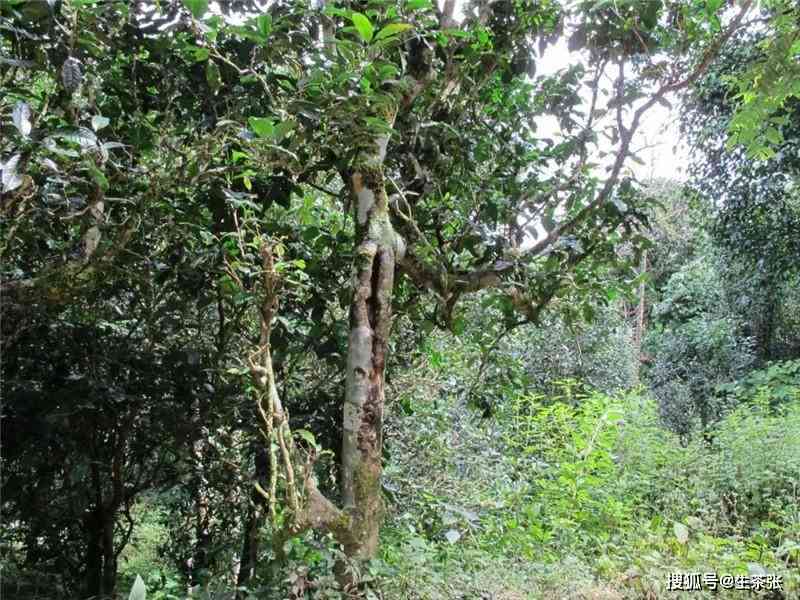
[
  {"left": 231, "top": 150, "right": 249, "bottom": 163},
  {"left": 248, "top": 117, "right": 275, "bottom": 138},
  {"left": 87, "top": 164, "right": 109, "bottom": 191},
  {"left": 351, "top": 12, "right": 374, "bottom": 43},
  {"left": 191, "top": 46, "right": 210, "bottom": 62},
  {"left": 183, "top": 0, "right": 208, "bottom": 19},
  {"left": 205, "top": 15, "right": 222, "bottom": 42},
  {"left": 256, "top": 14, "right": 272, "bottom": 41},
  {"left": 295, "top": 428, "right": 318, "bottom": 448},
  {"left": 375, "top": 22, "right": 413, "bottom": 41},
  {"left": 364, "top": 116, "right": 394, "bottom": 134},
  {"left": 55, "top": 127, "right": 97, "bottom": 150},
  {"left": 542, "top": 206, "right": 556, "bottom": 232},
  {"left": 765, "top": 126, "right": 782, "bottom": 146}
]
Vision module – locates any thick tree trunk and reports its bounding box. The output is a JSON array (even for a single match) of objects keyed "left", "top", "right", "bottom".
[
  {"left": 83, "top": 506, "right": 118, "bottom": 597},
  {"left": 340, "top": 164, "right": 401, "bottom": 560},
  {"left": 84, "top": 445, "right": 123, "bottom": 598},
  {"left": 239, "top": 145, "right": 406, "bottom": 574}
]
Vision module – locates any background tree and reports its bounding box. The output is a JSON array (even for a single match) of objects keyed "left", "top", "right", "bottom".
[{"left": 683, "top": 22, "right": 800, "bottom": 362}]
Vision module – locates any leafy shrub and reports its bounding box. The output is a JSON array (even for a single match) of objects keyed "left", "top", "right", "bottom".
[
  {"left": 704, "top": 394, "right": 800, "bottom": 530},
  {"left": 646, "top": 256, "right": 755, "bottom": 435},
  {"left": 381, "top": 347, "right": 800, "bottom": 598},
  {"left": 717, "top": 359, "right": 800, "bottom": 408},
  {"left": 488, "top": 386, "right": 633, "bottom": 558}
]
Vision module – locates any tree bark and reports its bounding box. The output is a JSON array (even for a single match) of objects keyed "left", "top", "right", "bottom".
[
  {"left": 101, "top": 514, "right": 117, "bottom": 596},
  {"left": 189, "top": 405, "right": 211, "bottom": 587},
  {"left": 82, "top": 506, "right": 118, "bottom": 597},
  {"left": 340, "top": 162, "right": 401, "bottom": 560},
  {"left": 84, "top": 511, "right": 103, "bottom": 598},
  {"left": 237, "top": 445, "right": 268, "bottom": 592},
  {"left": 634, "top": 250, "right": 647, "bottom": 383}
]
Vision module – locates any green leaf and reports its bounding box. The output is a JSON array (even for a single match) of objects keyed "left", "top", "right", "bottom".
[
  {"left": 686, "top": 516, "right": 703, "bottom": 530},
  {"left": 248, "top": 117, "right": 275, "bottom": 138},
  {"left": 295, "top": 428, "right": 318, "bottom": 448},
  {"left": 274, "top": 119, "right": 295, "bottom": 142},
  {"left": 128, "top": 574, "right": 146, "bottom": 600},
  {"left": 87, "top": 164, "right": 109, "bottom": 191},
  {"left": 444, "top": 529, "right": 461, "bottom": 544},
  {"left": 542, "top": 206, "right": 556, "bottom": 232},
  {"left": 191, "top": 46, "right": 210, "bottom": 62},
  {"left": 351, "top": 12, "right": 374, "bottom": 43},
  {"left": 206, "top": 60, "right": 221, "bottom": 93},
  {"left": 375, "top": 22, "right": 413, "bottom": 41},
  {"left": 231, "top": 150, "right": 249, "bottom": 163},
  {"left": 364, "top": 116, "right": 394, "bottom": 135},
  {"left": 406, "top": 0, "right": 433, "bottom": 10},
  {"left": 91, "top": 115, "right": 110, "bottom": 132},
  {"left": 582, "top": 303, "right": 595, "bottom": 322},
  {"left": 183, "top": 0, "right": 208, "bottom": 19},
  {"left": 765, "top": 126, "right": 782, "bottom": 146},
  {"left": 256, "top": 14, "right": 272, "bottom": 41},
  {"left": 673, "top": 521, "right": 689, "bottom": 544}
]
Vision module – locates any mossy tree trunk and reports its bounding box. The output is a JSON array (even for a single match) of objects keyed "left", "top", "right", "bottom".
[{"left": 340, "top": 157, "right": 401, "bottom": 559}]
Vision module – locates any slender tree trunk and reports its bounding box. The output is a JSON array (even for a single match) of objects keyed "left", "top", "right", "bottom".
[
  {"left": 634, "top": 250, "right": 647, "bottom": 383},
  {"left": 181, "top": 374, "right": 211, "bottom": 586},
  {"left": 84, "top": 512, "right": 103, "bottom": 598},
  {"left": 191, "top": 471, "right": 211, "bottom": 586},
  {"left": 340, "top": 160, "right": 401, "bottom": 560},
  {"left": 237, "top": 446, "right": 269, "bottom": 592},
  {"left": 757, "top": 287, "right": 776, "bottom": 361},
  {"left": 101, "top": 513, "right": 117, "bottom": 596},
  {"left": 86, "top": 460, "right": 109, "bottom": 597},
  {"left": 237, "top": 506, "right": 260, "bottom": 590}
]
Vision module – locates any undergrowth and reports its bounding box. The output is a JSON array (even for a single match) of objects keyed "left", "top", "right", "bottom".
[
  {"left": 110, "top": 356, "right": 800, "bottom": 599},
  {"left": 376, "top": 354, "right": 800, "bottom": 599}
]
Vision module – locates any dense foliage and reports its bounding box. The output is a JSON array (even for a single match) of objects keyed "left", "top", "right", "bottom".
[{"left": 2, "top": 0, "right": 799, "bottom": 599}]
